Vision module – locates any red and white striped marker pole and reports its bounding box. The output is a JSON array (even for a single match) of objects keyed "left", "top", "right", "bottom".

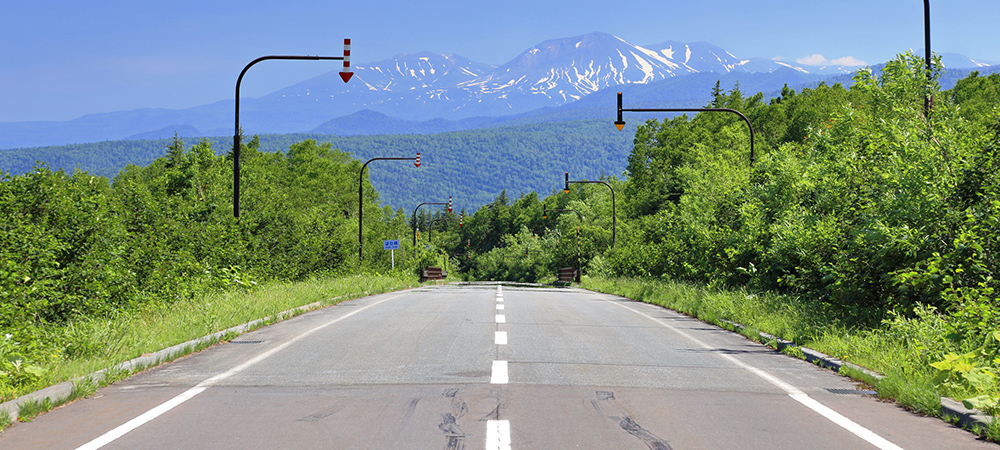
[
  {"left": 414, "top": 152, "right": 421, "bottom": 167},
  {"left": 339, "top": 38, "right": 353, "bottom": 83}
]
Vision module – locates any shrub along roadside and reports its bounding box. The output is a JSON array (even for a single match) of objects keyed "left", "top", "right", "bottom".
[
  {"left": 0, "top": 272, "right": 417, "bottom": 425},
  {"left": 0, "top": 136, "right": 419, "bottom": 404},
  {"left": 581, "top": 276, "right": 999, "bottom": 440}
]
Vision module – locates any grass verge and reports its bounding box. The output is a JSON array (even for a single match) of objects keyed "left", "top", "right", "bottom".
[
  {"left": 0, "top": 272, "right": 417, "bottom": 427},
  {"left": 581, "top": 275, "right": 998, "bottom": 439}
]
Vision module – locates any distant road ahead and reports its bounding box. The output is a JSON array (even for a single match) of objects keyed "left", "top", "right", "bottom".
[{"left": 1, "top": 284, "right": 994, "bottom": 449}]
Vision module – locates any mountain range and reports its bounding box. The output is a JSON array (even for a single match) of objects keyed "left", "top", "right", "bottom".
[{"left": 1, "top": 31, "right": 996, "bottom": 150}]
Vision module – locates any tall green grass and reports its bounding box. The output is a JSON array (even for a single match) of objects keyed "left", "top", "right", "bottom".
[
  {"left": 9, "top": 273, "right": 417, "bottom": 403},
  {"left": 581, "top": 276, "right": 989, "bottom": 424}
]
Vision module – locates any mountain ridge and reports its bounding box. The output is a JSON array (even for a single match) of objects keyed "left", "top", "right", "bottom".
[{"left": 0, "top": 31, "right": 995, "bottom": 150}]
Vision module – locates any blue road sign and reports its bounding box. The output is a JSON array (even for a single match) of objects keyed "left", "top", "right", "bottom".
[{"left": 383, "top": 239, "right": 400, "bottom": 250}]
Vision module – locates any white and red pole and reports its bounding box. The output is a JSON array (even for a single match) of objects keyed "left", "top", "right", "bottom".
[{"left": 339, "top": 38, "right": 354, "bottom": 83}]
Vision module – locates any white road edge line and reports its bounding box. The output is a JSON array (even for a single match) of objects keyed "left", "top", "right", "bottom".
[
  {"left": 486, "top": 419, "right": 512, "bottom": 450},
  {"left": 491, "top": 360, "right": 509, "bottom": 384},
  {"left": 607, "top": 300, "right": 904, "bottom": 450},
  {"left": 74, "top": 293, "right": 406, "bottom": 450},
  {"left": 495, "top": 331, "right": 508, "bottom": 345}
]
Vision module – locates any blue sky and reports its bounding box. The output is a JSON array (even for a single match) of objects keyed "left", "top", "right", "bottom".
[{"left": 1, "top": 0, "right": 997, "bottom": 122}]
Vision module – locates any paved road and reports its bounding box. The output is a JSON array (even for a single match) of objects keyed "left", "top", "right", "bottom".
[{"left": 1, "top": 284, "right": 995, "bottom": 449}]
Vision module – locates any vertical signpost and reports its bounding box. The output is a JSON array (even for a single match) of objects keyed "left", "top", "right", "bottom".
[{"left": 383, "top": 239, "right": 401, "bottom": 269}]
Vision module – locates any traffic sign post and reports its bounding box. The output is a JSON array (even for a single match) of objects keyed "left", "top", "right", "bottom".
[{"left": 384, "top": 239, "right": 401, "bottom": 269}]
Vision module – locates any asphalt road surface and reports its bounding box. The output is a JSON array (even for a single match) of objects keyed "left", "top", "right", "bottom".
[{"left": 1, "top": 284, "right": 996, "bottom": 449}]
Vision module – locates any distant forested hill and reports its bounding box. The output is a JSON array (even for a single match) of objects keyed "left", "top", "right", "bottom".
[{"left": 0, "top": 119, "right": 634, "bottom": 211}]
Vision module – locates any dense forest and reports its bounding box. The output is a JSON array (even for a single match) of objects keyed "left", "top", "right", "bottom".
[
  {"left": 2, "top": 51, "right": 1000, "bottom": 416},
  {"left": 0, "top": 120, "right": 634, "bottom": 211},
  {"left": 0, "top": 135, "right": 417, "bottom": 398}
]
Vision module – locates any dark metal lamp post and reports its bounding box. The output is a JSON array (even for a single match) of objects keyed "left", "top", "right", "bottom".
[
  {"left": 615, "top": 92, "right": 755, "bottom": 166},
  {"left": 359, "top": 154, "right": 420, "bottom": 263},
  {"left": 233, "top": 39, "right": 355, "bottom": 219},
  {"left": 924, "top": 0, "right": 932, "bottom": 118},
  {"left": 543, "top": 208, "right": 584, "bottom": 278},
  {"left": 543, "top": 208, "right": 582, "bottom": 221},
  {"left": 564, "top": 172, "right": 615, "bottom": 248},
  {"left": 428, "top": 215, "right": 459, "bottom": 246},
  {"left": 412, "top": 200, "right": 450, "bottom": 246}
]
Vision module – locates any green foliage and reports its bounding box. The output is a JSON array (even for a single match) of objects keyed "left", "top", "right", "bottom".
[
  {"left": 602, "top": 52, "right": 1000, "bottom": 411},
  {"left": 931, "top": 348, "right": 1000, "bottom": 415},
  {"left": 0, "top": 135, "right": 414, "bottom": 400},
  {"left": 612, "top": 52, "right": 1000, "bottom": 318},
  {"left": 0, "top": 120, "right": 634, "bottom": 212}
]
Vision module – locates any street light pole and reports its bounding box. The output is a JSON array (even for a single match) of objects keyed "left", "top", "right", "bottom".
[
  {"left": 359, "top": 155, "right": 419, "bottom": 263},
  {"left": 428, "top": 216, "right": 458, "bottom": 246},
  {"left": 924, "top": 0, "right": 933, "bottom": 118},
  {"left": 233, "top": 40, "right": 354, "bottom": 219},
  {"left": 615, "top": 92, "right": 755, "bottom": 166},
  {"left": 564, "top": 172, "right": 616, "bottom": 248},
  {"left": 543, "top": 208, "right": 583, "bottom": 222},
  {"left": 412, "top": 201, "right": 448, "bottom": 247},
  {"left": 543, "top": 208, "right": 584, "bottom": 278}
]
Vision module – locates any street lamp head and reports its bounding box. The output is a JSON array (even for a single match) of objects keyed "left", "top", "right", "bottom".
[{"left": 614, "top": 120, "right": 625, "bottom": 131}]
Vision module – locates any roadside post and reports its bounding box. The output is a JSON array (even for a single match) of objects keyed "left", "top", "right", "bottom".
[
  {"left": 233, "top": 39, "right": 354, "bottom": 219},
  {"left": 383, "top": 239, "right": 401, "bottom": 269}
]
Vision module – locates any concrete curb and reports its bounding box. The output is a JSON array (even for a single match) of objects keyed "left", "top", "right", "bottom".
[
  {"left": 0, "top": 298, "right": 334, "bottom": 423},
  {"left": 591, "top": 291, "right": 996, "bottom": 437},
  {"left": 714, "top": 317, "right": 995, "bottom": 435}
]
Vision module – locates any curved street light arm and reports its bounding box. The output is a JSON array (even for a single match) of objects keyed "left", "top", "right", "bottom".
[
  {"left": 615, "top": 92, "right": 755, "bottom": 166},
  {"left": 543, "top": 208, "right": 583, "bottom": 222},
  {"left": 428, "top": 216, "right": 459, "bottom": 245},
  {"left": 413, "top": 202, "right": 448, "bottom": 246},
  {"left": 234, "top": 54, "right": 347, "bottom": 219},
  {"left": 358, "top": 156, "right": 417, "bottom": 262},
  {"left": 565, "top": 177, "right": 615, "bottom": 248}
]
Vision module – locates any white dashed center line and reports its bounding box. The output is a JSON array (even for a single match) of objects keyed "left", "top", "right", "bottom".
[
  {"left": 491, "top": 360, "right": 509, "bottom": 384},
  {"left": 486, "top": 419, "right": 512, "bottom": 450}
]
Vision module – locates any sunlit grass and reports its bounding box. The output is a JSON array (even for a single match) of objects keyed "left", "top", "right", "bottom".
[
  {"left": 23, "top": 273, "right": 417, "bottom": 402},
  {"left": 580, "top": 275, "right": 989, "bottom": 428}
]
